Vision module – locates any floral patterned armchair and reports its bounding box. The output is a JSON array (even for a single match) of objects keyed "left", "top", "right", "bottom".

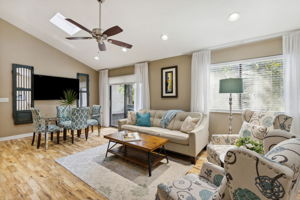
[
  {"left": 207, "top": 110, "right": 293, "bottom": 166},
  {"left": 156, "top": 162, "right": 230, "bottom": 200},
  {"left": 87, "top": 105, "right": 101, "bottom": 135},
  {"left": 224, "top": 138, "right": 300, "bottom": 200}
]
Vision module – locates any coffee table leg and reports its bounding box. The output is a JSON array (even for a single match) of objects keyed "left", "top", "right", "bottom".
[
  {"left": 148, "top": 152, "right": 152, "bottom": 177},
  {"left": 163, "top": 145, "right": 169, "bottom": 163},
  {"left": 105, "top": 141, "right": 111, "bottom": 158}
]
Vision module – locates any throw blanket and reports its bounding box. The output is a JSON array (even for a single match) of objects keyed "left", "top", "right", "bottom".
[{"left": 160, "top": 110, "right": 183, "bottom": 128}]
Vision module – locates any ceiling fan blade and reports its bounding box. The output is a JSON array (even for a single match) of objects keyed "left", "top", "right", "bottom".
[
  {"left": 98, "top": 42, "right": 106, "bottom": 51},
  {"left": 65, "top": 18, "right": 92, "bottom": 34},
  {"left": 103, "top": 26, "right": 123, "bottom": 37},
  {"left": 66, "top": 37, "right": 93, "bottom": 40},
  {"left": 108, "top": 39, "right": 132, "bottom": 49}
]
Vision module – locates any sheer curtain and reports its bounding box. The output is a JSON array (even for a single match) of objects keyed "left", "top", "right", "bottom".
[
  {"left": 99, "top": 69, "right": 110, "bottom": 127},
  {"left": 190, "top": 50, "right": 211, "bottom": 113},
  {"left": 283, "top": 31, "right": 300, "bottom": 135},
  {"left": 134, "top": 62, "right": 150, "bottom": 111}
]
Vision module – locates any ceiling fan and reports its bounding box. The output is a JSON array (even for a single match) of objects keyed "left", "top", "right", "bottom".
[{"left": 65, "top": 0, "right": 132, "bottom": 51}]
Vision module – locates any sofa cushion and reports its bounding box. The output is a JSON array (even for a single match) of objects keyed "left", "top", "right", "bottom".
[
  {"left": 121, "top": 124, "right": 139, "bottom": 132},
  {"left": 136, "top": 126, "right": 161, "bottom": 136},
  {"left": 239, "top": 121, "right": 268, "bottom": 142},
  {"left": 180, "top": 116, "right": 200, "bottom": 134},
  {"left": 167, "top": 112, "right": 202, "bottom": 131},
  {"left": 136, "top": 112, "right": 151, "bottom": 127},
  {"left": 127, "top": 111, "right": 136, "bottom": 125},
  {"left": 249, "top": 111, "right": 275, "bottom": 129}
]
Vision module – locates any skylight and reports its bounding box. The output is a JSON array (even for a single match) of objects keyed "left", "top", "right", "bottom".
[{"left": 50, "top": 13, "right": 81, "bottom": 36}]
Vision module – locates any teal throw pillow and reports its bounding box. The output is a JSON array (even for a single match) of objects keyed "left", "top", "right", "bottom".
[{"left": 136, "top": 112, "right": 151, "bottom": 127}]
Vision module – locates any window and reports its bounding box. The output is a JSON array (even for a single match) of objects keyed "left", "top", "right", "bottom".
[
  {"left": 77, "top": 73, "right": 89, "bottom": 107},
  {"left": 50, "top": 13, "right": 81, "bottom": 36},
  {"left": 209, "top": 56, "right": 284, "bottom": 112},
  {"left": 12, "top": 64, "right": 34, "bottom": 124}
]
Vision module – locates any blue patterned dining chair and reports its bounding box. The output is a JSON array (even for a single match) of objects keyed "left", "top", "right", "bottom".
[
  {"left": 87, "top": 105, "right": 102, "bottom": 136},
  {"left": 56, "top": 105, "right": 72, "bottom": 140},
  {"left": 31, "top": 108, "right": 61, "bottom": 149},
  {"left": 65, "top": 107, "right": 90, "bottom": 143}
]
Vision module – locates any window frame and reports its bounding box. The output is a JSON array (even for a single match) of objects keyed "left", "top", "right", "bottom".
[
  {"left": 209, "top": 55, "right": 284, "bottom": 113},
  {"left": 76, "top": 73, "right": 90, "bottom": 107}
]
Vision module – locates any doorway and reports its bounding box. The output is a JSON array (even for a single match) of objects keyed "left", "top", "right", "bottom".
[{"left": 110, "top": 84, "right": 134, "bottom": 127}]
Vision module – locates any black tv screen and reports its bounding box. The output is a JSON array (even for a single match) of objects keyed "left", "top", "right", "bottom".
[{"left": 34, "top": 75, "right": 79, "bottom": 100}]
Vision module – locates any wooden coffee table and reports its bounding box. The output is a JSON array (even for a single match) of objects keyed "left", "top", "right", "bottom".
[{"left": 104, "top": 132, "right": 169, "bottom": 176}]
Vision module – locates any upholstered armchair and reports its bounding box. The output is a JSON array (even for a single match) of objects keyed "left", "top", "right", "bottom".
[
  {"left": 207, "top": 109, "right": 293, "bottom": 166},
  {"left": 65, "top": 107, "right": 90, "bottom": 143},
  {"left": 56, "top": 105, "right": 72, "bottom": 140},
  {"left": 156, "top": 162, "right": 229, "bottom": 200},
  {"left": 87, "top": 105, "right": 101, "bottom": 136},
  {"left": 31, "top": 108, "right": 61, "bottom": 149},
  {"left": 224, "top": 138, "right": 300, "bottom": 200}
]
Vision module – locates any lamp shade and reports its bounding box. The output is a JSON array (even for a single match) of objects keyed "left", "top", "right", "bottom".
[{"left": 219, "top": 78, "right": 243, "bottom": 93}]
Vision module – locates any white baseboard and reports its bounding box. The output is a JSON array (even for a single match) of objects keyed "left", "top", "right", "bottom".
[{"left": 0, "top": 132, "right": 33, "bottom": 142}]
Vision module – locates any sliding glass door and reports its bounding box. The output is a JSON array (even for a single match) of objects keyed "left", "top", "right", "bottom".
[{"left": 110, "top": 84, "right": 134, "bottom": 127}]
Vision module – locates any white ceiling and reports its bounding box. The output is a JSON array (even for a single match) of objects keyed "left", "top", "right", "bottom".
[{"left": 1, "top": 0, "right": 300, "bottom": 70}]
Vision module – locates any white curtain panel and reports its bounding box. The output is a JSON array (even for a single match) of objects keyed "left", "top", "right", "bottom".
[
  {"left": 99, "top": 69, "right": 110, "bottom": 127},
  {"left": 190, "top": 50, "right": 211, "bottom": 114},
  {"left": 134, "top": 62, "right": 150, "bottom": 111},
  {"left": 283, "top": 31, "right": 300, "bottom": 135}
]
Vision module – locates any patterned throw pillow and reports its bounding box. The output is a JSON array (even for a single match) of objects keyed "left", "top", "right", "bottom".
[
  {"left": 249, "top": 111, "right": 275, "bottom": 129},
  {"left": 239, "top": 121, "right": 268, "bottom": 141},
  {"left": 180, "top": 116, "right": 200, "bottom": 134},
  {"left": 127, "top": 111, "right": 136, "bottom": 125}
]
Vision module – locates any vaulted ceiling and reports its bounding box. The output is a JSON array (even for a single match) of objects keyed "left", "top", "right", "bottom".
[{"left": 1, "top": 0, "right": 300, "bottom": 70}]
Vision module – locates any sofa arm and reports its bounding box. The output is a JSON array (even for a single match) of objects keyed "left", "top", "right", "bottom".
[
  {"left": 189, "top": 116, "right": 209, "bottom": 157},
  {"left": 118, "top": 119, "right": 128, "bottom": 131},
  {"left": 210, "top": 134, "right": 239, "bottom": 145},
  {"left": 263, "top": 129, "right": 296, "bottom": 154},
  {"left": 225, "top": 147, "right": 294, "bottom": 200},
  {"left": 200, "top": 162, "right": 225, "bottom": 187}
]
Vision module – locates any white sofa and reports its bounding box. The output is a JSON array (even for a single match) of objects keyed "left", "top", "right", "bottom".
[{"left": 118, "top": 110, "right": 209, "bottom": 163}]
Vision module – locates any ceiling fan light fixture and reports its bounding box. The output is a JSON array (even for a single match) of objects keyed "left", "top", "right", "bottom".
[
  {"left": 161, "top": 34, "right": 168, "bottom": 41},
  {"left": 228, "top": 12, "right": 240, "bottom": 22},
  {"left": 122, "top": 47, "right": 128, "bottom": 52},
  {"left": 94, "top": 56, "right": 100, "bottom": 60}
]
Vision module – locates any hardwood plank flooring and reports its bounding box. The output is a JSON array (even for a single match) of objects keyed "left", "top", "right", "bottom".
[{"left": 0, "top": 128, "right": 299, "bottom": 200}]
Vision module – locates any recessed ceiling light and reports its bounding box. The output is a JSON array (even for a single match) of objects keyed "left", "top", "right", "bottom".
[
  {"left": 50, "top": 12, "right": 81, "bottom": 35},
  {"left": 161, "top": 34, "right": 168, "bottom": 41},
  {"left": 122, "top": 47, "right": 128, "bottom": 52},
  {"left": 228, "top": 12, "right": 240, "bottom": 22},
  {"left": 94, "top": 56, "right": 99, "bottom": 60}
]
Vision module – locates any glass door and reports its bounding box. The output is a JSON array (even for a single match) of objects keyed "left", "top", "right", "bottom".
[{"left": 110, "top": 84, "right": 135, "bottom": 127}]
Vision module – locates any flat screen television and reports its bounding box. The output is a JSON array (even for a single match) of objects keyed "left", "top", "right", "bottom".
[{"left": 34, "top": 75, "right": 79, "bottom": 100}]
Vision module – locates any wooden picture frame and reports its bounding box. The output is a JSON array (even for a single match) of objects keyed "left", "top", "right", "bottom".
[{"left": 161, "top": 66, "right": 178, "bottom": 98}]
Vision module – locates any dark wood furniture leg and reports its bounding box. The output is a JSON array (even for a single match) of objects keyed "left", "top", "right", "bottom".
[
  {"left": 50, "top": 132, "right": 53, "bottom": 141},
  {"left": 85, "top": 128, "right": 89, "bottom": 140},
  {"left": 91, "top": 126, "right": 94, "bottom": 132},
  {"left": 148, "top": 152, "right": 152, "bottom": 177},
  {"left": 77, "top": 129, "right": 81, "bottom": 138},
  {"left": 98, "top": 125, "right": 101, "bottom": 135},
  {"left": 31, "top": 132, "right": 36, "bottom": 146},
  {"left": 57, "top": 131, "right": 60, "bottom": 144},
  {"left": 37, "top": 133, "right": 41, "bottom": 149},
  {"left": 71, "top": 130, "right": 74, "bottom": 144},
  {"left": 63, "top": 129, "right": 67, "bottom": 141}
]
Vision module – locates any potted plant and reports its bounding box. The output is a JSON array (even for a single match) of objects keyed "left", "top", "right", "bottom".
[
  {"left": 60, "top": 89, "right": 78, "bottom": 106},
  {"left": 235, "top": 137, "right": 264, "bottom": 154}
]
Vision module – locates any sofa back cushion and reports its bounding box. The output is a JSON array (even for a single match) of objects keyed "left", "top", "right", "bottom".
[
  {"left": 136, "top": 112, "right": 151, "bottom": 127},
  {"left": 249, "top": 111, "right": 275, "bottom": 129},
  {"left": 167, "top": 112, "right": 202, "bottom": 131},
  {"left": 139, "top": 110, "right": 166, "bottom": 127}
]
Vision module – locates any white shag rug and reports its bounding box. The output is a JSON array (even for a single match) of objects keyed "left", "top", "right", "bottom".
[{"left": 56, "top": 144, "right": 192, "bottom": 200}]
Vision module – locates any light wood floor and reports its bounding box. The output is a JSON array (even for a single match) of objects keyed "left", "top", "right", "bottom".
[{"left": 0, "top": 128, "right": 299, "bottom": 200}]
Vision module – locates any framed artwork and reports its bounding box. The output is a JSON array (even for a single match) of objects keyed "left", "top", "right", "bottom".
[{"left": 161, "top": 66, "right": 178, "bottom": 98}]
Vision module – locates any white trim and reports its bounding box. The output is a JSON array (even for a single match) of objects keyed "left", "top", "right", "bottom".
[
  {"left": 210, "top": 55, "right": 283, "bottom": 68},
  {"left": 0, "top": 132, "right": 33, "bottom": 142}
]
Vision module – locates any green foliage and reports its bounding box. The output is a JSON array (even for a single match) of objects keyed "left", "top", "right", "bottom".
[
  {"left": 235, "top": 137, "right": 264, "bottom": 154},
  {"left": 60, "top": 89, "right": 77, "bottom": 106}
]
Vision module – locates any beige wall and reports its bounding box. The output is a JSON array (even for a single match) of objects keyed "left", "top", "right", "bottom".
[
  {"left": 211, "top": 37, "right": 282, "bottom": 64},
  {"left": 107, "top": 37, "right": 283, "bottom": 134},
  {"left": 0, "top": 19, "right": 99, "bottom": 137},
  {"left": 108, "top": 65, "right": 134, "bottom": 77}
]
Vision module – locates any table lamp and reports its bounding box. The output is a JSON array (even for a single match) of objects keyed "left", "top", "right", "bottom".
[{"left": 219, "top": 78, "right": 243, "bottom": 134}]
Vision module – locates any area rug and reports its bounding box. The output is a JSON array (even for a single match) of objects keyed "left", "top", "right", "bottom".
[{"left": 56, "top": 144, "right": 192, "bottom": 200}]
